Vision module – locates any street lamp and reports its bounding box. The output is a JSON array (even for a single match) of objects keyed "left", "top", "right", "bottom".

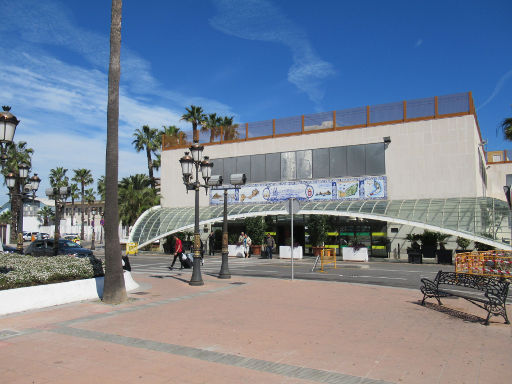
[
  {"left": 5, "top": 166, "right": 38, "bottom": 252},
  {"left": 0, "top": 106, "right": 19, "bottom": 163},
  {"left": 91, "top": 207, "right": 96, "bottom": 250},
  {"left": 179, "top": 145, "right": 213, "bottom": 286},
  {"left": 208, "top": 173, "right": 246, "bottom": 279},
  {"left": 46, "top": 186, "right": 71, "bottom": 255}
]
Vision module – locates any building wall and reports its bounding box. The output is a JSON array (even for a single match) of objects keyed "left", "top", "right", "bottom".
[
  {"left": 161, "top": 115, "right": 485, "bottom": 208},
  {"left": 486, "top": 162, "right": 512, "bottom": 200}
]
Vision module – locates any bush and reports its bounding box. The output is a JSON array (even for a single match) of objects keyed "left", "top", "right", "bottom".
[
  {"left": 244, "top": 216, "right": 266, "bottom": 245},
  {"left": 308, "top": 215, "right": 327, "bottom": 247},
  {"left": 456, "top": 236, "right": 471, "bottom": 250},
  {"left": 0, "top": 253, "right": 104, "bottom": 290}
]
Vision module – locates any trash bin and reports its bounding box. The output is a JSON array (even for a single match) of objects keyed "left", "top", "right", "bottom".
[{"left": 407, "top": 250, "right": 422, "bottom": 264}]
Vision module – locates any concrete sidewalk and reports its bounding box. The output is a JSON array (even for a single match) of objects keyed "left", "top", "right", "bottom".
[{"left": 0, "top": 273, "right": 510, "bottom": 384}]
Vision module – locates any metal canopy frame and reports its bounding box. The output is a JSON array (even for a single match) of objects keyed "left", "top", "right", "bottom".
[{"left": 129, "top": 197, "right": 512, "bottom": 250}]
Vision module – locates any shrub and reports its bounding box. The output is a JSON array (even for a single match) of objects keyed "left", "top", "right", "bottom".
[
  {"left": 456, "top": 236, "right": 471, "bottom": 250},
  {"left": 244, "top": 216, "right": 266, "bottom": 245},
  {"left": 308, "top": 215, "right": 327, "bottom": 247}
]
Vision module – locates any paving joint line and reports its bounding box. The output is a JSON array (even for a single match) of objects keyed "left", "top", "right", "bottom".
[{"left": 49, "top": 325, "right": 394, "bottom": 384}]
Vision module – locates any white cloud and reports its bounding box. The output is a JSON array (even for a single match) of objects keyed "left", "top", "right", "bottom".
[
  {"left": 477, "top": 69, "right": 512, "bottom": 111},
  {"left": 209, "top": 0, "right": 335, "bottom": 107}
]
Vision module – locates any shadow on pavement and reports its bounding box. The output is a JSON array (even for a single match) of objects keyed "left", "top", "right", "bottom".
[{"left": 412, "top": 300, "right": 484, "bottom": 324}]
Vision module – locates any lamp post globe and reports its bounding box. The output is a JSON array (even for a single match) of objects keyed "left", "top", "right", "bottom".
[
  {"left": 5, "top": 172, "right": 16, "bottom": 189},
  {"left": 30, "top": 174, "right": 41, "bottom": 192},
  {"left": 0, "top": 106, "right": 19, "bottom": 146},
  {"left": 18, "top": 163, "right": 29, "bottom": 180}
]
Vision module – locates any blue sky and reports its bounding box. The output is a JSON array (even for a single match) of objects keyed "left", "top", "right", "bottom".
[{"left": 0, "top": 0, "right": 511, "bottom": 202}]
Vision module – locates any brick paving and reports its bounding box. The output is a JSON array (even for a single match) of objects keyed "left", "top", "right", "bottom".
[{"left": 0, "top": 273, "right": 510, "bottom": 383}]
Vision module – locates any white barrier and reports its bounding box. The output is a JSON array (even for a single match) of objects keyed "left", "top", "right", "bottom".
[
  {"left": 342, "top": 247, "right": 369, "bottom": 262},
  {"left": 279, "top": 246, "right": 303, "bottom": 259},
  {"left": 0, "top": 271, "right": 139, "bottom": 316},
  {"left": 228, "top": 245, "right": 246, "bottom": 257}
]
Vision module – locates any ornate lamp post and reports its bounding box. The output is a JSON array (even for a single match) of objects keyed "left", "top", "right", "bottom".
[
  {"left": 91, "top": 207, "right": 96, "bottom": 250},
  {"left": 0, "top": 106, "right": 19, "bottom": 165},
  {"left": 5, "top": 164, "right": 37, "bottom": 252},
  {"left": 46, "top": 186, "right": 71, "bottom": 255},
  {"left": 208, "top": 174, "right": 247, "bottom": 279},
  {"left": 179, "top": 144, "right": 213, "bottom": 286}
]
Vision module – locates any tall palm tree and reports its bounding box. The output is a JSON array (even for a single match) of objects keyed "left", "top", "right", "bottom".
[
  {"left": 69, "top": 184, "right": 79, "bottom": 226},
  {"left": 2, "top": 142, "right": 33, "bottom": 243},
  {"left": 132, "top": 125, "right": 159, "bottom": 189},
  {"left": 49, "top": 167, "right": 69, "bottom": 188},
  {"left": 202, "top": 113, "right": 223, "bottom": 143},
  {"left": 37, "top": 206, "right": 54, "bottom": 226},
  {"left": 72, "top": 169, "right": 93, "bottom": 240},
  {"left": 103, "top": 0, "right": 126, "bottom": 304},
  {"left": 181, "top": 105, "right": 205, "bottom": 143},
  {"left": 118, "top": 174, "right": 159, "bottom": 228},
  {"left": 501, "top": 109, "right": 512, "bottom": 141}
]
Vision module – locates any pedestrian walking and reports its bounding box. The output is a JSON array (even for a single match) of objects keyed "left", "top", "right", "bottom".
[
  {"left": 208, "top": 231, "right": 215, "bottom": 255},
  {"left": 244, "top": 234, "right": 252, "bottom": 258},
  {"left": 265, "top": 233, "right": 275, "bottom": 259},
  {"left": 170, "top": 235, "right": 184, "bottom": 270}
]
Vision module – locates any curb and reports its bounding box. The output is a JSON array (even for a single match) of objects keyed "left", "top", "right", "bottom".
[{"left": 0, "top": 271, "right": 139, "bottom": 316}]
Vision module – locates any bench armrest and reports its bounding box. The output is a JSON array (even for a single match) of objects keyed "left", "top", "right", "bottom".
[{"left": 421, "top": 278, "right": 437, "bottom": 290}]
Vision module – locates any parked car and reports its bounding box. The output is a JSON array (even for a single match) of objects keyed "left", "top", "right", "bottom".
[
  {"left": 24, "top": 239, "right": 93, "bottom": 258},
  {"left": 40, "top": 233, "right": 50, "bottom": 239},
  {"left": 63, "top": 235, "right": 81, "bottom": 246},
  {"left": 23, "top": 232, "right": 40, "bottom": 241}
]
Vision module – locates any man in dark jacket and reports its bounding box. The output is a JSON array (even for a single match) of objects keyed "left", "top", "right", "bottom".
[
  {"left": 265, "top": 233, "right": 275, "bottom": 259},
  {"left": 208, "top": 231, "right": 215, "bottom": 255}
]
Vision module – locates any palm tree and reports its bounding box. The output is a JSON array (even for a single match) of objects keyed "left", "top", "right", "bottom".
[
  {"left": 221, "top": 116, "right": 239, "bottom": 141},
  {"left": 72, "top": 169, "right": 93, "bottom": 240},
  {"left": 49, "top": 167, "right": 69, "bottom": 188},
  {"left": 501, "top": 109, "right": 512, "bottom": 140},
  {"left": 132, "top": 125, "right": 160, "bottom": 189},
  {"left": 37, "top": 206, "right": 54, "bottom": 226},
  {"left": 69, "top": 184, "right": 79, "bottom": 226},
  {"left": 2, "top": 142, "right": 33, "bottom": 243},
  {"left": 118, "top": 174, "right": 159, "bottom": 228},
  {"left": 97, "top": 175, "right": 105, "bottom": 201},
  {"left": 181, "top": 105, "right": 205, "bottom": 143},
  {"left": 202, "top": 113, "right": 223, "bottom": 143},
  {"left": 0, "top": 210, "right": 11, "bottom": 224},
  {"left": 103, "top": 0, "right": 127, "bottom": 304},
  {"left": 159, "top": 125, "right": 187, "bottom": 148}
]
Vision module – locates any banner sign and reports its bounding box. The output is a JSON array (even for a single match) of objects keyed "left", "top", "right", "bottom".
[{"left": 209, "top": 176, "right": 386, "bottom": 205}]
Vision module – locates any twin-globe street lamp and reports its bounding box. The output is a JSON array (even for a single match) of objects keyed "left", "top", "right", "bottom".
[{"left": 1, "top": 106, "right": 41, "bottom": 251}]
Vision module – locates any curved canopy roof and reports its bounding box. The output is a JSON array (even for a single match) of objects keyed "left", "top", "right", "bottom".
[{"left": 129, "top": 197, "right": 512, "bottom": 250}]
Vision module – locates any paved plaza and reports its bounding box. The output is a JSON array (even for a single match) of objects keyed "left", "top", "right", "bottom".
[{"left": 0, "top": 272, "right": 510, "bottom": 383}]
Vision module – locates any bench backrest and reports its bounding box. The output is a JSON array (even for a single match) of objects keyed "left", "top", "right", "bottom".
[{"left": 436, "top": 271, "right": 510, "bottom": 297}]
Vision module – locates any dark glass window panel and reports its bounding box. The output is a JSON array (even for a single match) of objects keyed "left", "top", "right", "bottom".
[
  {"left": 265, "top": 153, "right": 281, "bottom": 181},
  {"left": 222, "top": 157, "right": 236, "bottom": 183},
  {"left": 211, "top": 158, "right": 223, "bottom": 179},
  {"left": 236, "top": 156, "right": 251, "bottom": 181},
  {"left": 365, "top": 143, "right": 385, "bottom": 175},
  {"left": 313, "top": 148, "right": 330, "bottom": 178},
  {"left": 329, "top": 147, "right": 348, "bottom": 177},
  {"left": 281, "top": 152, "right": 296, "bottom": 180},
  {"left": 347, "top": 145, "right": 366, "bottom": 176},
  {"left": 296, "top": 150, "right": 312, "bottom": 179},
  {"left": 250, "top": 154, "right": 266, "bottom": 182}
]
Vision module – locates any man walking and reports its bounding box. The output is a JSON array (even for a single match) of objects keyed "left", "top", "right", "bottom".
[
  {"left": 170, "top": 235, "right": 184, "bottom": 270},
  {"left": 265, "top": 233, "right": 275, "bottom": 259}
]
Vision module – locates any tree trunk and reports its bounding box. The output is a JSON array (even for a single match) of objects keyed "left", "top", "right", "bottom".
[
  {"left": 9, "top": 189, "right": 18, "bottom": 244},
  {"left": 80, "top": 185, "right": 85, "bottom": 240},
  {"left": 103, "top": 0, "right": 126, "bottom": 304},
  {"left": 71, "top": 197, "right": 75, "bottom": 226},
  {"left": 146, "top": 147, "right": 155, "bottom": 189}
]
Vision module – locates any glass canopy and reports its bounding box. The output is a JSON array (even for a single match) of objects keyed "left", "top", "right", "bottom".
[{"left": 129, "top": 197, "right": 512, "bottom": 250}]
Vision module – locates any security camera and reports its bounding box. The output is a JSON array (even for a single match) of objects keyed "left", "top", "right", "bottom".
[{"left": 207, "top": 175, "right": 223, "bottom": 186}]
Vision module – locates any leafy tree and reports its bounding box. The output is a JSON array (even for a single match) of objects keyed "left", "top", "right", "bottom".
[
  {"left": 84, "top": 188, "right": 96, "bottom": 225},
  {"left": 132, "top": 124, "right": 159, "bottom": 189},
  {"left": 456, "top": 236, "right": 471, "bottom": 250},
  {"left": 244, "top": 216, "right": 266, "bottom": 245},
  {"left": 181, "top": 105, "right": 205, "bottom": 143},
  {"left": 118, "top": 174, "right": 159, "bottom": 227},
  {"left": 501, "top": 108, "right": 512, "bottom": 141},
  {"left": 37, "top": 206, "right": 54, "bottom": 226},
  {"left": 0, "top": 210, "right": 11, "bottom": 224},
  {"left": 308, "top": 215, "right": 327, "bottom": 247},
  {"left": 72, "top": 168, "right": 93, "bottom": 240},
  {"left": 103, "top": 0, "right": 127, "bottom": 304}
]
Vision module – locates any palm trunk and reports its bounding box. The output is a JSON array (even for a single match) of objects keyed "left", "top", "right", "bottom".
[
  {"left": 103, "top": 0, "right": 126, "bottom": 304},
  {"left": 71, "top": 197, "right": 75, "bottom": 226},
  {"left": 80, "top": 186, "right": 85, "bottom": 240},
  {"left": 146, "top": 147, "right": 155, "bottom": 189}
]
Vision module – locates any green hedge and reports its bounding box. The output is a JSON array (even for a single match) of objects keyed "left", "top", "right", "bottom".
[{"left": 0, "top": 253, "right": 104, "bottom": 290}]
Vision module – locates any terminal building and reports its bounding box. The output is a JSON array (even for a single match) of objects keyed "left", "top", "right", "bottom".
[{"left": 130, "top": 91, "right": 512, "bottom": 259}]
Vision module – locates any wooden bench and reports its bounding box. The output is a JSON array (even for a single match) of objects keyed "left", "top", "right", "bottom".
[{"left": 420, "top": 271, "right": 510, "bottom": 325}]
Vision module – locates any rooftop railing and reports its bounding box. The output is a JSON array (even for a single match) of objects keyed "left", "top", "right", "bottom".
[{"left": 163, "top": 91, "right": 476, "bottom": 151}]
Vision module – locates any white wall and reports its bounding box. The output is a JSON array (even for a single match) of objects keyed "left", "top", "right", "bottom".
[
  {"left": 161, "top": 115, "right": 484, "bottom": 208},
  {"left": 486, "top": 162, "right": 512, "bottom": 201}
]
